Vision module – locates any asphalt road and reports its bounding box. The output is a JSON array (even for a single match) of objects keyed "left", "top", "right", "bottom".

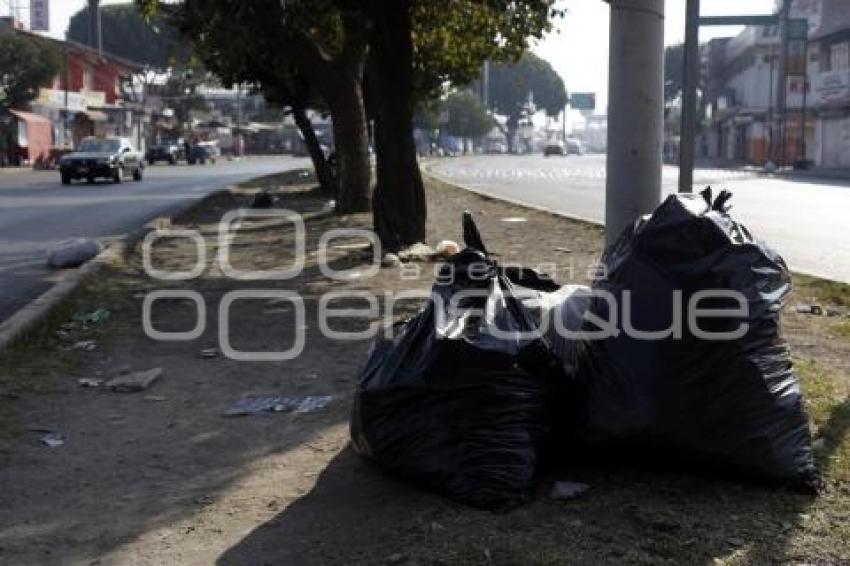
[
  {"left": 0, "top": 156, "right": 309, "bottom": 322},
  {"left": 429, "top": 154, "right": 850, "bottom": 284}
]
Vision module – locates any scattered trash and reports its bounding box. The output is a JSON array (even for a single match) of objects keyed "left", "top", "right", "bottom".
[
  {"left": 332, "top": 242, "right": 372, "bottom": 251},
  {"left": 106, "top": 368, "right": 163, "bottom": 392},
  {"left": 812, "top": 438, "right": 826, "bottom": 450},
  {"left": 573, "top": 188, "right": 817, "bottom": 488},
  {"left": 68, "top": 340, "right": 98, "bottom": 352},
  {"left": 74, "top": 308, "right": 111, "bottom": 325},
  {"left": 550, "top": 481, "right": 591, "bottom": 501},
  {"left": 41, "top": 432, "right": 64, "bottom": 448},
  {"left": 77, "top": 378, "right": 103, "bottom": 388},
  {"left": 250, "top": 191, "right": 273, "bottom": 209},
  {"left": 47, "top": 238, "right": 104, "bottom": 269},
  {"left": 224, "top": 395, "right": 332, "bottom": 417},
  {"left": 554, "top": 246, "right": 573, "bottom": 254},
  {"left": 795, "top": 304, "right": 824, "bottom": 315},
  {"left": 381, "top": 253, "right": 402, "bottom": 268},
  {"left": 351, "top": 212, "right": 563, "bottom": 511},
  {"left": 54, "top": 329, "right": 72, "bottom": 342},
  {"left": 826, "top": 307, "right": 844, "bottom": 318},
  {"left": 434, "top": 240, "right": 460, "bottom": 258},
  {"left": 396, "top": 242, "right": 436, "bottom": 262},
  {"left": 385, "top": 553, "right": 407, "bottom": 565},
  {"left": 725, "top": 537, "right": 745, "bottom": 547},
  {"left": 500, "top": 216, "right": 527, "bottom": 223},
  {"left": 199, "top": 348, "right": 220, "bottom": 359}
]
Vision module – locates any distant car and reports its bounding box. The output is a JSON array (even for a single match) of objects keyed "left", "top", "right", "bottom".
[
  {"left": 146, "top": 139, "right": 184, "bottom": 165},
  {"left": 59, "top": 136, "right": 144, "bottom": 184},
  {"left": 543, "top": 140, "right": 566, "bottom": 156},
  {"left": 484, "top": 140, "right": 507, "bottom": 154},
  {"left": 566, "top": 137, "right": 584, "bottom": 155},
  {"left": 187, "top": 140, "right": 220, "bottom": 165}
]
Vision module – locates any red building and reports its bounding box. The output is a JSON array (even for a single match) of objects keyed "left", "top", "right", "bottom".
[{"left": 2, "top": 20, "right": 144, "bottom": 167}]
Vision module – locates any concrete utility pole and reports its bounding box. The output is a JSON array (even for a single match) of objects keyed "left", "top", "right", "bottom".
[
  {"left": 605, "top": 0, "right": 665, "bottom": 246},
  {"left": 678, "top": 0, "right": 700, "bottom": 193}
]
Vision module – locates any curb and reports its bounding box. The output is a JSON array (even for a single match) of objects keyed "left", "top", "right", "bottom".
[
  {"left": 421, "top": 163, "right": 604, "bottom": 229},
  {"left": 0, "top": 188, "right": 232, "bottom": 353}
]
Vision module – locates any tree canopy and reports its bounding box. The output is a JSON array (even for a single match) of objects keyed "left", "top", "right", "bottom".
[
  {"left": 68, "top": 3, "right": 189, "bottom": 68},
  {"left": 489, "top": 52, "right": 567, "bottom": 120},
  {"left": 412, "top": 1, "right": 561, "bottom": 100},
  {"left": 0, "top": 31, "right": 61, "bottom": 110},
  {"left": 664, "top": 43, "right": 684, "bottom": 102},
  {"left": 443, "top": 91, "right": 493, "bottom": 139}
]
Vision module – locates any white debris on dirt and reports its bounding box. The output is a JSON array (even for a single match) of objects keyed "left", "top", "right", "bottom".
[
  {"left": 381, "top": 253, "right": 402, "bottom": 268},
  {"left": 397, "top": 243, "right": 436, "bottom": 262},
  {"left": 47, "top": 238, "right": 103, "bottom": 269},
  {"left": 550, "top": 480, "right": 591, "bottom": 501},
  {"left": 41, "top": 432, "right": 65, "bottom": 448},
  {"left": 106, "top": 368, "right": 163, "bottom": 392},
  {"left": 434, "top": 240, "right": 460, "bottom": 258}
]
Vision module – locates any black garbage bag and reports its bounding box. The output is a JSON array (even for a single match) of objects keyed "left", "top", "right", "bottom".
[
  {"left": 574, "top": 188, "right": 817, "bottom": 488},
  {"left": 351, "top": 212, "right": 563, "bottom": 511}
]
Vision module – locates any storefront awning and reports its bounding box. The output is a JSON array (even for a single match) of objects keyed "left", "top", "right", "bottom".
[
  {"left": 9, "top": 109, "right": 52, "bottom": 163},
  {"left": 83, "top": 110, "right": 109, "bottom": 122},
  {"left": 9, "top": 109, "right": 51, "bottom": 128}
]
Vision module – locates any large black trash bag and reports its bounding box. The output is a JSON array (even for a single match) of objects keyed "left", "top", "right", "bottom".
[
  {"left": 351, "top": 212, "right": 563, "bottom": 511},
  {"left": 574, "top": 188, "right": 817, "bottom": 488}
]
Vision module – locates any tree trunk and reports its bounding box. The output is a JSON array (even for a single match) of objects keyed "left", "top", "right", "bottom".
[
  {"left": 506, "top": 120, "right": 518, "bottom": 154},
  {"left": 289, "top": 12, "right": 371, "bottom": 213},
  {"left": 367, "top": 0, "right": 427, "bottom": 251},
  {"left": 328, "top": 85, "right": 371, "bottom": 212},
  {"left": 292, "top": 104, "right": 337, "bottom": 196}
]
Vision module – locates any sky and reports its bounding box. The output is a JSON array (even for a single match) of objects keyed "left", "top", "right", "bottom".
[
  {"left": 534, "top": 0, "right": 777, "bottom": 116},
  {"left": 5, "top": 0, "right": 777, "bottom": 117}
]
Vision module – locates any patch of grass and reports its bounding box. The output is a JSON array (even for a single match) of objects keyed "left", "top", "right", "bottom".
[
  {"left": 793, "top": 274, "right": 850, "bottom": 308},
  {"left": 796, "top": 358, "right": 850, "bottom": 483},
  {"left": 831, "top": 319, "right": 850, "bottom": 340},
  {"left": 0, "top": 273, "right": 127, "bottom": 448}
]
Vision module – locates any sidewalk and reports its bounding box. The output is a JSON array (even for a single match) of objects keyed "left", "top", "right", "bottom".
[
  {"left": 694, "top": 158, "right": 850, "bottom": 183},
  {"left": 0, "top": 170, "right": 848, "bottom": 564}
]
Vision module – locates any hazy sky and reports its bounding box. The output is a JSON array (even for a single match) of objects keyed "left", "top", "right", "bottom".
[
  {"left": 8, "top": 0, "right": 777, "bottom": 114},
  {"left": 534, "top": 0, "right": 777, "bottom": 114}
]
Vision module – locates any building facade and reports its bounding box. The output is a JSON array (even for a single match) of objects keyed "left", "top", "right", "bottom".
[
  {"left": 1, "top": 18, "right": 146, "bottom": 166},
  {"left": 700, "top": 0, "right": 850, "bottom": 168}
]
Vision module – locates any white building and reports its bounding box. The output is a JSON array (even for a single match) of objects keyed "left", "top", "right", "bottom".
[{"left": 701, "top": 0, "right": 850, "bottom": 168}]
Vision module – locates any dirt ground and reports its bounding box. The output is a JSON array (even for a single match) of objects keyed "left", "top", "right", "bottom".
[{"left": 0, "top": 170, "right": 848, "bottom": 566}]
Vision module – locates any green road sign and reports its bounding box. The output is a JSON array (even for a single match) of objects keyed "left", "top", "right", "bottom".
[
  {"left": 570, "top": 93, "right": 596, "bottom": 110},
  {"left": 698, "top": 15, "right": 778, "bottom": 26},
  {"left": 788, "top": 18, "right": 809, "bottom": 40}
]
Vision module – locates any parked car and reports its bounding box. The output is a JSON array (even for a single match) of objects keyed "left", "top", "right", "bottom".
[
  {"left": 566, "top": 137, "right": 584, "bottom": 155},
  {"left": 59, "top": 136, "right": 144, "bottom": 184},
  {"left": 187, "top": 140, "right": 220, "bottom": 165},
  {"left": 543, "top": 140, "right": 566, "bottom": 156},
  {"left": 484, "top": 140, "right": 508, "bottom": 154},
  {"left": 146, "top": 138, "right": 184, "bottom": 165}
]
